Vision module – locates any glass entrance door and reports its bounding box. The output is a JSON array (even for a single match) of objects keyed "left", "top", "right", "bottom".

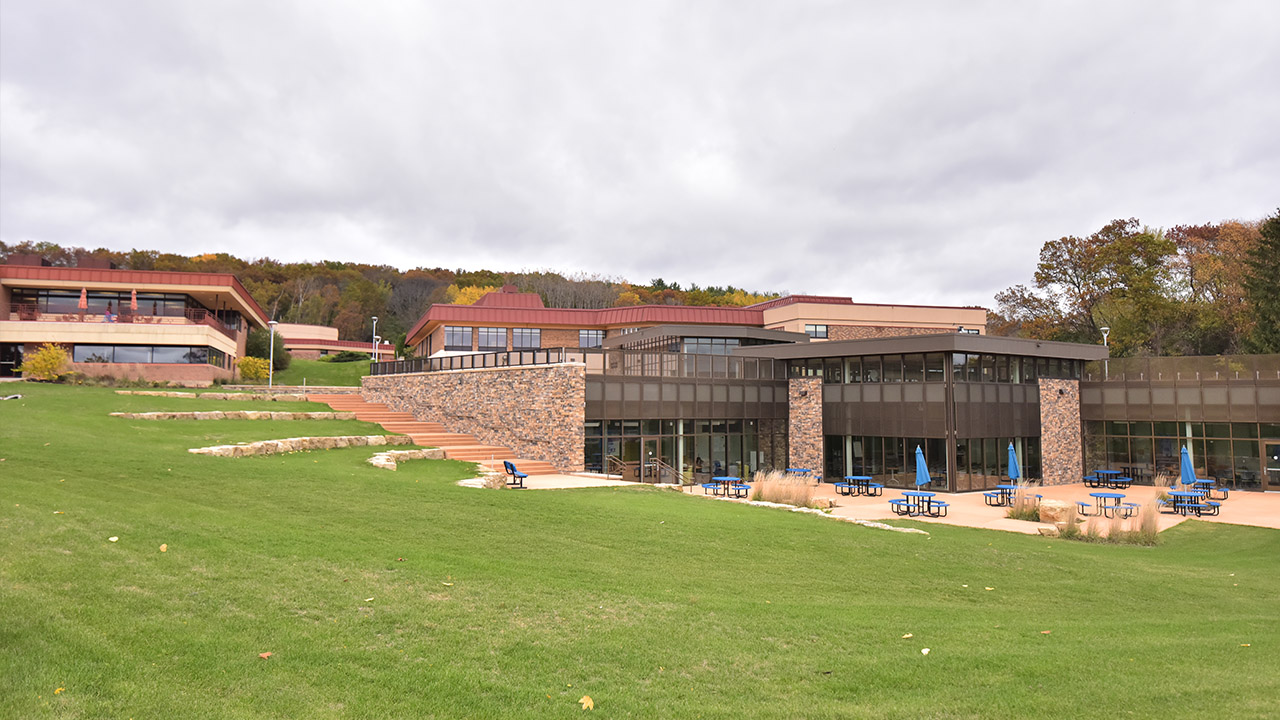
[{"left": 1265, "top": 441, "right": 1280, "bottom": 491}]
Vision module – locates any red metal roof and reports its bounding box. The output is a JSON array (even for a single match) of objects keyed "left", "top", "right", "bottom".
[
  {"left": 0, "top": 264, "right": 270, "bottom": 327},
  {"left": 473, "top": 289, "right": 545, "bottom": 308},
  {"left": 746, "top": 295, "right": 855, "bottom": 311}
]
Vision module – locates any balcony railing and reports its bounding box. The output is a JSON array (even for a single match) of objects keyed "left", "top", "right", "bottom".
[
  {"left": 371, "top": 348, "right": 787, "bottom": 380},
  {"left": 6, "top": 303, "right": 238, "bottom": 340},
  {"left": 1082, "top": 355, "right": 1280, "bottom": 383}
]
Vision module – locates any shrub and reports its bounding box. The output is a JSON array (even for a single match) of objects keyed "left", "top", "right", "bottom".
[
  {"left": 748, "top": 469, "right": 816, "bottom": 508},
  {"left": 327, "top": 350, "right": 371, "bottom": 363},
  {"left": 19, "top": 343, "right": 70, "bottom": 382},
  {"left": 245, "top": 328, "right": 291, "bottom": 371},
  {"left": 238, "top": 356, "right": 270, "bottom": 381}
]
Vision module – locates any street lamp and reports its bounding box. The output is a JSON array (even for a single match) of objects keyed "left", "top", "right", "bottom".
[
  {"left": 268, "top": 319, "right": 278, "bottom": 388},
  {"left": 373, "top": 335, "right": 382, "bottom": 363},
  {"left": 1100, "top": 326, "right": 1110, "bottom": 380},
  {"left": 371, "top": 316, "right": 378, "bottom": 362}
]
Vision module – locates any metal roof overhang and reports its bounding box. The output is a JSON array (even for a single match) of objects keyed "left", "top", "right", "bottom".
[
  {"left": 733, "top": 332, "right": 1110, "bottom": 361},
  {"left": 602, "top": 324, "right": 810, "bottom": 349}
]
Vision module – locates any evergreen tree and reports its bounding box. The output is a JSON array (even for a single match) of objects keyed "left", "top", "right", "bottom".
[{"left": 1243, "top": 208, "right": 1280, "bottom": 353}]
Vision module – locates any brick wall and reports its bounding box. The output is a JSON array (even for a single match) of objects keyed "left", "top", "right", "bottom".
[
  {"left": 828, "top": 325, "right": 946, "bottom": 341},
  {"left": 788, "top": 376, "right": 823, "bottom": 474},
  {"left": 291, "top": 349, "right": 323, "bottom": 359},
  {"left": 66, "top": 361, "right": 233, "bottom": 387},
  {"left": 362, "top": 363, "right": 587, "bottom": 471},
  {"left": 541, "top": 328, "right": 579, "bottom": 349},
  {"left": 1039, "top": 378, "right": 1082, "bottom": 486}
]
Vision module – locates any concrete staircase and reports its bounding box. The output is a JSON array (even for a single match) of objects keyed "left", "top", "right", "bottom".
[{"left": 307, "top": 393, "right": 560, "bottom": 475}]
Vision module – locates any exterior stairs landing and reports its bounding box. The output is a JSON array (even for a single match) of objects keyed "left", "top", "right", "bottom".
[{"left": 307, "top": 393, "right": 560, "bottom": 475}]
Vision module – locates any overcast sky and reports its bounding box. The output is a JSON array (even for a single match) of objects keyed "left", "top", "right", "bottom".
[{"left": 2, "top": 1, "right": 1277, "bottom": 308}]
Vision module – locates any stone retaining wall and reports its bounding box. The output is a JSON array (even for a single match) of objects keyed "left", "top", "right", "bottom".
[
  {"left": 362, "top": 363, "right": 586, "bottom": 472},
  {"left": 367, "top": 448, "right": 447, "bottom": 470},
  {"left": 115, "top": 390, "right": 309, "bottom": 401},
  {"left": 189, "top": 434, "right": 410, "bottom": 457},
  {"left": 112, "top": 411, "right": 356, "bottom": 421}
]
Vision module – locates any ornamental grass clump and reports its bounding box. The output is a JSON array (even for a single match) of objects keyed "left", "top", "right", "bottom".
[
  {"left": 1005, "top": 483, "right": 1041, "bottom": 522},
  {"left": 749, "top": 469, "right": 815, "bottom": 508}
]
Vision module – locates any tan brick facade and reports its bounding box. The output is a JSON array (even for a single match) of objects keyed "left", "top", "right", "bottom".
[
  {"left": 1039, "top": 378, "right": 1082, "bottom": 486},
  {"left": 362, "top": 363, "right": 587, "bottom": 471},
  {"left": 540, "top": 328, "right": 580, "bottom": 349},
  {"left": 827, "top": 325, "right": 944, "bottom": 341},
  {"left": 788, "top": 377, "right": 823, "bottom": 475},
  {"left": 67, "top": 361, "right": 233, "bottom": 387}
]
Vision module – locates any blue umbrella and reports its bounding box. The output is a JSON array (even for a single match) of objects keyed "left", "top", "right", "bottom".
[
  {"left": 1179, "top": 446, "right": 1197, "bottom": 488},
  {"left": 914, "top": 445, "right": 932, "bottom": 487},
  {"left": 1007, "top": 442, "right": 1021, "bottom": 481}
]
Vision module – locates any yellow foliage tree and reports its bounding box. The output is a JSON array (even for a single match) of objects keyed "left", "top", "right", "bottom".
[
  {"left": 238, "top": 356, "right": 270, "bottom": 381},
  {"left": 19, "top": 343, "right": 70, "bottom": 381},
  {"left": 444, "top": 284, "right": 499, "bottom": 305},
  {"left": 614, "top": 291, "right": 642, "bottom": 307}
]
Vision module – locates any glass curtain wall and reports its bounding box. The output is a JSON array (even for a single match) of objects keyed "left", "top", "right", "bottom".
[
  {"left": 584, "top": 418, "right": 787, "bottom": 480},
  {"left": 1085, "top": 421, "right": 1277, "bottom": 490}
]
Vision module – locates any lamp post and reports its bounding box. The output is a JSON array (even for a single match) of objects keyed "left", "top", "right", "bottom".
[
  {"left": 371, "top": 316, "right": 378, "bottom": 361},
  {"left": 373, "top": 335, "right": 382, "bottom": 363},
  {"left": 268, "top": 320, "right": 278, "bottom": 388},
  {"left": 1101, "top": 326, "right": 1110, "bottom": 380}
]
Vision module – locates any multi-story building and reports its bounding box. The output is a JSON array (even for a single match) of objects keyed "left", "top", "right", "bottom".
[
  {"left": 404, "top": 285, "right": 989, "bottom": 357},
  {"left": 275, "top": 323, "right": 394, "bottom": 361},
  {"left": 1, "top": 257, "right": 267, "bottom": 384}
]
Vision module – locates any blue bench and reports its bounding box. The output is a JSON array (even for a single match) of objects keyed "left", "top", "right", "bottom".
[
  {"left": 731, "top": 484, "right": 751, "bottom": 499},
  {"left": 983, "top": 492, "right": 1002, "bottom": 506},
  {"left": 888, "top": 498, "right": 912, "bottom": 515},
  {"left": 502, "top": 460, "right": 527, "bottom": 488},
  {"left": 833, "top": 482, "right": 854, "bottom": 496},
  {"left": 1199, "top": 501, "right": 1222, "bottom": 516},
  {"left": 1076, "top": 500, "right": 1094, "bottom": 516},
  {"left": 929, "top": 501, "right": 949, "bottom": 517},
  {"left": 1156, "top": 497, "right": 1176, "bottom": 514},
  {"left": 1121, "top": 502, "right": 1141, "bottom": 518},
  {"left": 864, "top": 483, "right": 884, "bottom": 497},
  {"left": 701, "top": 483, "right": 720, "bottom": 495}
]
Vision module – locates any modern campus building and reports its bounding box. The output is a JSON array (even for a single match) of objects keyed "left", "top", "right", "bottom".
[
  {"left": 275, "top": 323, "right": 394, "bottom": 361},
  {"left": 369, "top": 288, "right": 1280, "bottom": 494},
  {"left": 1, "top": 256, "right": 268, "bottom": 384}
]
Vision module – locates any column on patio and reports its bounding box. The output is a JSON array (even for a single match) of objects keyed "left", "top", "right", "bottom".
[
  {"left": 788, "top": 376, "right": 823, "bottom": 475},
  {"left": 1039, "top": 377, "right": 1082, "bottom": 486}
]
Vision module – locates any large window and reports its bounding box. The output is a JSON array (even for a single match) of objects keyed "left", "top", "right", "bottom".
[
  {"left": 805, "top": 324, "right": 828, "bottom": 339},
  {"left": 511, "top": 328, "right": 541, "bottom": 350},
  {"left": 579, "top": 330, "right": 605, "bottom": 348},
  {"left": 72, "top": 344, "right": 228, "bottom": 368},
  {"left": 477, "top": 327, "right": 506, "bottom": 351},
  {"left": 444, "top": 326, "right": 472, "bottom": 351}
]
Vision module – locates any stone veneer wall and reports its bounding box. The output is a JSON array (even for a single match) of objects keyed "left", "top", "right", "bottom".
[
  {"left": 788, "top": 377, "right": 823, "bottom": 475},
  {"left": 827, "top": 325, "right": 950, "bottom": 341},
  {"left": 362, "top": 363, "right": 587, "bottom": 472},
  {"left": 1039, "top": 377, "right": 1082, "bottom": 486}
]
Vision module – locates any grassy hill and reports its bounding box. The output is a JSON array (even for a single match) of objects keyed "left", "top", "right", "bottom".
[{"left": 2, "top": 383, "right": 1277, "bottom": 718}]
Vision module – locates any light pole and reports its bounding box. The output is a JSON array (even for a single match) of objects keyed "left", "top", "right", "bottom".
[
  {"left": 373, "top": 335, "right": 382, "bottom": 363},
  {"left": 268, "top": 319, "right": 278, "bottom": 388},
  {"left": 1101, "top": 326, "right": 1110, "bottom": 380},
  {"left": 371, "top": 316, "right": 378, "bottom": 362}
]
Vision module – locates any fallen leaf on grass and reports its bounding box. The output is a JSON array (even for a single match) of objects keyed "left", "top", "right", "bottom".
[
  {"left": 53, "top": 511, "right": 64, "bottom": 514},
  {"left": 984, "top": 587, "right": 994, "bottom": 591},
  {"left": 54, "top": 687, "right": 65, "bottom": 694},
  {"left": 1240, "top": 643, "right": 1250, "bottom": 647},
  {"left": 259, "top": 652, "right": 272, "bottom": 659},
  {"left": 442, "top": 582, "right": 453, "bottom": 587},
  {"left": 921, "top": 648, "right": 930, "bottom": 655},
  {"left": 1040, "top": 630, "right": 1052, "bottom": 635},
  {"left": 108, "top": 537, "right": 119, "bottom": 543},
  {"left": 159, "top": 544, "right": 168, "bottom": 552},
  {"left": 578, "top": 695, "right": 594, "bottom": 710},
  {"left": 364, "top": 597, "right": 374, "bottom": 602},
  {"left": 901, "top": 633, "right": 913, "bottom": 639}
]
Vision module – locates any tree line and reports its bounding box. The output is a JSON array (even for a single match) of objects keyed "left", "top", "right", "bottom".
[
  {"left": 0, "top": 241, "right": 778, "bottom": 354},
  {"left": 989, "top": 208, "right": 1279, "bottom": 356}
]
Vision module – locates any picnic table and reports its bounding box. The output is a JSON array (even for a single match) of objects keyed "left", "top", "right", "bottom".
[
  {"left": 1079, "top": 492, "right": 1130, "bottom": 518},
  {"left": 834, "top": 475, "right": 879, "bottom": 496},
  {"left": 1168, "top": 490, "right": 1211, "bottom": 516},
  {"left": 890, "top": 490, "right": 949, "bottom": 518}
]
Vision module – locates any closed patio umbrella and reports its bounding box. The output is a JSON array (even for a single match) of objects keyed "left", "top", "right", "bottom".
[
  {"left": 78, "top": 288, "right": 87, "bottom": 310},
  {"left": 130, "top": 289, "right": 138, "bottom": 311},
  {"left": 914, "top": 445, "right": 931, "bottom": 487},
  {"left": 1007, "top": 442, "right": 1021, "bottom": 481},
  {"left": 1179, "top": 446, "right": 1197, "bottom": 488}
]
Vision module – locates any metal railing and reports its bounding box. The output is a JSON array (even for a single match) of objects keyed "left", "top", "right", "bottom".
[
  {"left": 7, "top": 303, "right": 238, "bottom": 340},
  {"left": 371, "top": 347, "right": 787, "bottom": 380},
  {"left": 1083, "top": 355, "right": 1280, "bottom": 383}
]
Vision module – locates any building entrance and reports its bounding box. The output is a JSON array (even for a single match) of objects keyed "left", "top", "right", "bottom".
[
  {"left": 0, "top": 343, "right": 22, "bottom": 377},
  {"left": 1265, "top": 441, "right": 1280, "bottom": 492}
]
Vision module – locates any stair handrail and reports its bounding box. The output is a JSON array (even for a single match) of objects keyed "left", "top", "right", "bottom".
[
  {"left": 644, "top": 457, "right": 681, "bottom": 485},
  {"left": 605, "top": 455, "right": 627, "bottom": 479}
]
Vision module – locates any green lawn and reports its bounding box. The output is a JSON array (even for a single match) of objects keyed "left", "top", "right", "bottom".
[
  {"left": 2, "top": 383, "right": 1277, "bottom": 719},
  {"left": 244, "top": 358, "right": 371, "bottom": 387}
]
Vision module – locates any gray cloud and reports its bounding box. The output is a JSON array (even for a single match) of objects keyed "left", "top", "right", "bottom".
[{"left": 3, "top": 0, "right": 1277, "bottom": 308}]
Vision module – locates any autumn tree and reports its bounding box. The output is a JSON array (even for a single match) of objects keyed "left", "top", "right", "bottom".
[{"left": 1244, "top": 208, "right": 1280, "bottom": 353}]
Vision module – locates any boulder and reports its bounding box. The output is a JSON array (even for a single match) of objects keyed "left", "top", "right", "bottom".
[
  {"left": 1037, "top": 499, "right": 1073, "bottom": 525},
  {"left": 1037, "top": 526, "right": 1060, "bottom": 537}
]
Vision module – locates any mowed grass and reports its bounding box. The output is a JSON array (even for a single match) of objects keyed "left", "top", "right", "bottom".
[
  {"left": 2, "top": 384, "right": 1277, "bottom": 719},
  {"left": 247, "top": 358, "right": 371, "bottom": 387}
]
